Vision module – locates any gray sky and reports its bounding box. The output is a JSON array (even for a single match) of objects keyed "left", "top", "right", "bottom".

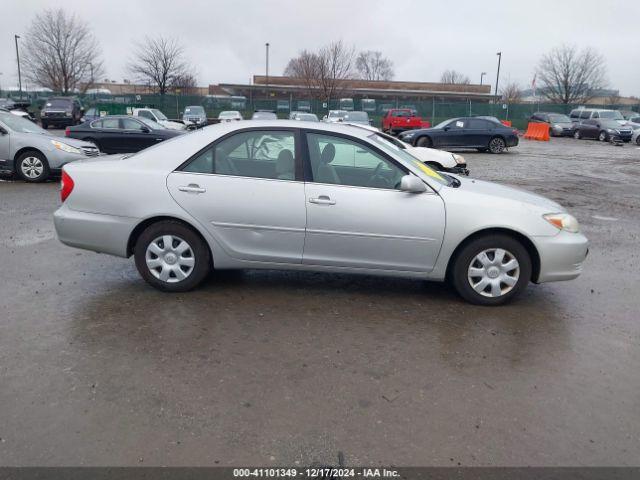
[{"left": 1, "top": 0, "right": 639, "bottom": 96}]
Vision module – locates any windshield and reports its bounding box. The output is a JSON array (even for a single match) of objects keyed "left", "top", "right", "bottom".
[
  {"left": 548, "top": 114, "right": 571, "bottom": 123},
  {"left": 138, "top": 117, "right": 165, "bottom": 130},
  {"left": 295, "top": 114, "right": 318, "bottom": 121},
  {"left": 599, "top": 111, "right": 624, "bottom": 120},
  {"left": 369, "top": 133, "right": 448, "bottom": 186},
  {"left": 252, "top": 112, "right": 277, "bottom": 119},
  {"left": 344, "top": 112, "right": 368, "bottom": 122},
  {"left": 600, "top": 119, "right": 623, "bottom": 128},
  {"left": 0, "top": 112, "right": 47, "bottom": 134},
  {"left": 151, "top": 109, "right": 168, "bottom": 121},
  {"left": 184, "top": 106, "right": 204, "bottom": 115},
  {"left": 45, "top": 99, "right": 72, "bottom": 109},
  {"left": 219, "top": 111, "right": 239, "bottom": 118},
  {"left": 374, "top": 132, "right": 406, "bottom": 149}
]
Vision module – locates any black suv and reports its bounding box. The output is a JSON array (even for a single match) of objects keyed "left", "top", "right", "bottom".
[{"left": 40, "top": 97, "right": 83, "bottom": 129}]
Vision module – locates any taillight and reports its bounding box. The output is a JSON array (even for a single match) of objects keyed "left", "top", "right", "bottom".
[
  {"left": 64, "top": 127, "right": 71, "bottom": 137},
  {"left": 60, "top": 170, "right": 74, "bottom": 202}
]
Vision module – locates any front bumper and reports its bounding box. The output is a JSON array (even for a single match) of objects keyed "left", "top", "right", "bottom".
[
  {"left": 41, "top": 116, "right": 74, "bottom": 126},
  {"left": 552, "top": 125, "right": 575, "bottom": 136},
  {"left": 507, "top": 136, "right": 519, "bottom": 147},
  {"left": 54, "top": 203, "right": 137, "bottom": 258},
  {"left": 532, "top": 230, "right": 589, "bottom": 283}
]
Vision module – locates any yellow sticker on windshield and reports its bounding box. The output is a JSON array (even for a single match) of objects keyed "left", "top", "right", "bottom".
[{"left": 413, "top": 160, "right": 445, "bottom": 180}]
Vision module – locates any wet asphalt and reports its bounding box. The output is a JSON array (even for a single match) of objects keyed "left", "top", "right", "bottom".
[{"left": 0, "top": 136, "right": 639, "bottom": 466}]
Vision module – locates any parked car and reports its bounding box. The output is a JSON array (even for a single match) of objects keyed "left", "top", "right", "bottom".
[
  {"left": 290, "top": 112, "right": 319, "bottom": 122},
  {"left": 53, "top": 120, "right": 588, "bottom": 305},
  {"left": 182, "top": 106, "right": 208, "bottom": 129},
  {"left": 0, "top": 105, "right": 35, "bottom": 122},
  {"left": 66, "top": 115, "right": 185, "bottom": 153},
  {"left": 218, "top": 111, "right": 243, "bottom": 122},
  {"left": 400, "top": 117, "right": 519, "bottom": 153},
  {"left": 251, "top": 110, "right": 277, "bottom": 120},
  {"left": 323, "top": 110, "right": 348, "bottom": 123},
  {"left": 573, "top": 119, "right": 634, "bottom": 142},
  {"left": 0, "top": 110, "right": 98, "bottom": 182},
  {"left": 132, "top": 108, "right": 186, "bottom": 130},
  {"left": 381, "top": 109, "right": 427, "bottom": 135},
  {"left": 529, "top": 112, "right": 576, "bottom": 137},
  {"left": 626, "top": 115, "right": 640, "bottom": 129},
  {"left": 618, "top": 110, "right": 639, "bottom": 120},
  {"left": 80, "top": 107, "right": 101, "bottom": 124},
  {"left": 569, "top": 108, "right": 628, "bottom": 127},
  {"left": 632, "top": 129, "right": 640, "bottom": 145},
  {"left": 40, "top": 96, "right": 83, "bottom": 129},
  {"left": 342, "top": 111, "right": 371, "bottom": 127}
]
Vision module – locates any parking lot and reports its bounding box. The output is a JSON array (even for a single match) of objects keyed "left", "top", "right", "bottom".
[{"left": 1, "top": 135, "right": 639, "bottom": 466}]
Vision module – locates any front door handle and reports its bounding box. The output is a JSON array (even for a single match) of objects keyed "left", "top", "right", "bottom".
[
  {"left": 178, "top": 184, "right": 206, "bottom": 194},
  {"left": 309, "top": 195, "right": 336, "bottom": 205}
]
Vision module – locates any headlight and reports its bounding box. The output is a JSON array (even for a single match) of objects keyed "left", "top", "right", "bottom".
[
  {"left": 553, "top": 124, "right": 562, "bottom": 129},
  {"left": 606, "top": 128, "right": 617, "bottom": 133},
  {"left": 543, "top": 213, "right": 580, "bottom": 233},
  {"left": 452, "top": 154, "right": 465, "bottom": 165},
  {"left": 65, "top": 112, "right": 72, "bottom": 117},
  {"left": 51, "top": 140, "right": 82, "bottom": 154}
]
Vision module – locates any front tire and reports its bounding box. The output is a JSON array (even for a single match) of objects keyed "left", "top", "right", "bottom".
[
  {"left": 16, "top": 151, "right": 50, "bottom": 183},
  {"left": 134, "top": 221, "right": 211, "bottom": 292},
  {"left": 451, "top": 234, "right": 532, "bottom": 305},
  {"left": 574, "top": 130, "right": 581, "bottom": 140},
  {"left": 416, "top": 136, "right": 432, "bottom": 148},
  {"left": 598, "top": 131, "right": 608, "bottom": 142},
  {"left": 636, "top": 136, "right": 640, "bottom": 146},
  {"left": 41, "top": 122, "right": 49, "bottom": 129},
  {"left": 488, "top": 136, "right": 506, "bottom": 154}
]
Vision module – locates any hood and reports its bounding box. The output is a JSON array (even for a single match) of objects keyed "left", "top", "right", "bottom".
[
  {"left": 160, "top": 120, "right": 186, "bottom": 130},
  {"left": 57, "top": 137, "right": 96, "bottom": 149},
  {"left": 405, "top": 145, "right": 457, "bottom": 165},
  {"left": 454, "top": 176, "right": 564, "bottom": 212}
]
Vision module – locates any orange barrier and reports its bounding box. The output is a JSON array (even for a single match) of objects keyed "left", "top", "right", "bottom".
[
  {"left": 500, "top": 120, "right": 512, "bottom": 127},
  {"left": 524, "top": 122, "right": 550, "bottom": 141}
]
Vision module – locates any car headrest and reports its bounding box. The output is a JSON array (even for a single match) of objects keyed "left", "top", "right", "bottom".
[
  {"left": 276, "top": 149, "right": 294, "bottom": 174},
  {"left": 320, "top": 143, "right": 335, "bottom": 164}
]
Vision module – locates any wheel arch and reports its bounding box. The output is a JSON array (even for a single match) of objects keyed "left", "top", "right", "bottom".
[
  {"left": 127, "top": 215, "right": 213, "bottom": 267},
  {"left": 415, "top": 134, "right": 432, "bottom": 147},
  {"left": 445, "top": 227, "right": 541, "bottom": 283},
  {"left": 13, "top": 147, "right": 46, "bottom": 167}
]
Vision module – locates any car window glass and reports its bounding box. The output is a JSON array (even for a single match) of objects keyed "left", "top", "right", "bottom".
[
  {"left": 183, "top": 130, "right": 296, "bottom": 181},
  {"left": 138, "top": 111, "right": 154, "bottom": 120},
  {"left": 580, "top": 111, "right": 591, "bottom": 119},
  {"left": 101, "top": 118, "right": 120, "bottom": 129},
  {"left": 449, "top": 119, "right": 465, "bottom": 129},
  {"left": 467, "top": 119, "right": 486, "bottom": 129},
  {"left": 121, "top": 118, "right": 144, "bottom": 130},
  {"left": 306, "top": 133, "right": 405, "bottom": 190},
  {"left": 592, "top": 112, "right": 599, "bottom": 118}
]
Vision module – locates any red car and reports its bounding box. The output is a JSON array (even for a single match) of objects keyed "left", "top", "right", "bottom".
[{"left": 382, "top": 109, "right": 430, "bottom": 135}]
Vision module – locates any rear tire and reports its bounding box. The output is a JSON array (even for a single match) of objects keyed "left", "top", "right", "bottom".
[
  {"left": 488, "top": 136, "right": 506, "bottom": 154},
  {"left": 450, "top": 234, "right": 531, "bottom": 306},
  {"left": 16, "top": 151, "right": 50, "bottom": 183},
  {"left": 134, "top": 220, "right": 211, "bottom": 292},
  {"left": 416, "top": 136, "right": 432, "bottom": 148},
  {"left": 636, "top": 136, "right": 640, "bottom": 146},
  {"left": 41, "top": 122, "right": 48, "bottom": 129}
]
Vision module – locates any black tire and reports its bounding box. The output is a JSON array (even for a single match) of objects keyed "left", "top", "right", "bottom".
[
  {"left": 488, "top": 136, "right": 506, "bottom": 154},
  {"left": 636, "top": 136, "right": 640, "bottom": 146},
  {"left": 598, "top": 131, "right": 608, "bottom": 142},
  {"left": 134, "top": 220, "right": 211, "bottom": 292},
  {"left": 416, "top": 136, "right": 432, "bottom": 148},
  {"left": 573, "top": 130, "right": 581, "bottom": 140},
  {"left": 41, "top": 122, "right": 48, "bottom": 129},
  {"left": 15, "top": 150, "right": 50, "bottom": 183},
  {"left": 450, "top": 234, "right": 532, "bottom": 306}
]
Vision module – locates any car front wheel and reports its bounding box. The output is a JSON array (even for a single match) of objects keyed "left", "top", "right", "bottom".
[
  {"left": 488, "top": 136, "right": 506, "bottom": 154},
  {"left": 416, "top": 136, "right": 432, "bottom": 148},
  {"left": 451, "top": 234, "right": 532, "bottom": 305},
  {"left": 636, "top": 136, "right": 640, "bottom": 146},
  {"left": 598, "top": 131, "right": 608, "bottom": 142},
  {"left": 16, "top": 151, "right": 50, "bottom": 182},
  {"left": 134, "top": 221, "right": 211, "bottom": 292},
  {"left": 574, "top": 130, "right": 581, "bottom": 140}
]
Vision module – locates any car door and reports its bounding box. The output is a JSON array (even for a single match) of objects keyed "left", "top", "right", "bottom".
[
  {"left": 166, "top": 128, "right": 306, "bottom": 264},
  {"left": 434, "top": 119, "right": 467, "bottom": 148},
  {"left": 582, "top": 119, "right": 598, "bottom": 138},
  {"left": 90, "top": 117, "right": 123, "bottom": 153},
  {"left": 120, "top": 117, "right": 156, "bottom": 151},
  {"left": 302, "top": 131, "right": 445, "bottom": 272},
  {"left": 464, "top": 118, "right": 491, "bottom": 147},
  {"left": 0, "top": 121, "right": 11, "bottom": 168}
]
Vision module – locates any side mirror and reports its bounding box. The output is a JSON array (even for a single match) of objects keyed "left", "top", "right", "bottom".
[
  {"left": 141, "top": 127, "right": 151, "bottom": 133},
  {"left": 400, "top": 175, "right": 426, "bottom": 193},
  {"left": 443, "top": 126, "right": 450, "bottom": 131}
]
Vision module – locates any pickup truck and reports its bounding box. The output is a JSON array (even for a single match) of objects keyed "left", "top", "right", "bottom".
[{"left": 381, "top": 109, "right": 430, "bottom": 135}]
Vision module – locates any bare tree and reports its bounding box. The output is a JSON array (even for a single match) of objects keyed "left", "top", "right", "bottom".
[
  {"left": 128, "top": 37, "right": 191, "bottom": 95},
  {"left": 607, "top": 91, "right": 621, "bottom": 106},
  {"left": 440, "top": 70, "right": 470, "bottom": 84},
  {"left": 500, "top": 81, "right": 522, "bottom": 104},
  {"left": 537, "top": 45, "right": 607, "bottom": 104},
  {"left": 355, "top": 50, "right": 394, "bottom": 81},
  {"left": 171, "top": 72, "right": 199, "bottom": 94},
  {"left": 21, "top": 9, "right": 104, "bottom": 93},
  {"left": 284, "top": 41, "right": 354, "bottom": 103}
]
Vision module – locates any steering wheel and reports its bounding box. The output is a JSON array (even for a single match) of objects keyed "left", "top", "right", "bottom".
[{"left": 369, "top": 161, "right": 390, "bottom": 188}]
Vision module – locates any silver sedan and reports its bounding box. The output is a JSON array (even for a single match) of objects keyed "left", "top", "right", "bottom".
[{"left": 53, "top": 121, "right": 588, "bottom": 305}]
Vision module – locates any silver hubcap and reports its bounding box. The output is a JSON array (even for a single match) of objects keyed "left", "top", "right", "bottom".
[
  {"left": 490, "top": 138, "right": 504, "bottom": 152},
  {"left": 599, "top": 132, "right": 606, "bottom": 141},
  {"left": 467, "top": 248, "right": 520, "bottom": 298},
  {"left": 21, "top": 157, "right": 44, "bottom": 178},
  {"left": 145, "top": 235, "right": 195, "bottom": 283}
]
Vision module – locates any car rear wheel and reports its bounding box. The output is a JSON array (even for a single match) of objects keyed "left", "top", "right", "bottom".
[
  {"left": 488, "top": 136, "right": 506, "bottom": 154},
  {"left": 16, "top": 151, "right": 50, "bottom": 183},
  {"left": 416, "top": 136, "right": 432, "bottom": 148},
  {"left": 41, "top": 122, "right": 48, "bottom": 129},
  {"left": 451, "top": 234, "right": 531, "bottom": 305},
  {"left": 134, "top": 221, "right": 211, "bottom": 292},
  {"left": 598, "top": 131, "right": 608, "bottom": 142},
  {"left": 573, "top": 130, "right": 581, "bottom": 140},
  {"left": 636, "top": 136, "right": 640, "bottom": 146}
]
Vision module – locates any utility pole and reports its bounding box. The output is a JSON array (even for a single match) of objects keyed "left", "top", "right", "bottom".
[
  {"left": 265, "top": 42, "right": 270, "bottom": 102},
  {"left": 494, "top": 52, "right": 502, "bottom": 101},
  {"left": 480, "top": 72, "right": 486, "bottom": 85},
  {"left": 15, "top": 35, "right": 22, "bottom": 98}
]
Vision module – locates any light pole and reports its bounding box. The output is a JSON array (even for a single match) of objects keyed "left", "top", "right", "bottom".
[
  {"left": 89, "top": 63, "right": 95, "bottom": 100},
  {"left": 480, "top": 72, "right": 486, "bottom": 85},
  {"left": 494, "top": 52, "right": 502, "bottom": 101},
  {"left": 15, "top": 35, "right": 22, "bottom": 98},
  {"left": 265, "top": 42, "right": 270, "bottom": 101}
]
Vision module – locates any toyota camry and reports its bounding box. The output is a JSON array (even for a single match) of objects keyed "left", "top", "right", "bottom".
[{"left": 53, "top": 121, "right": 588, "bottom": 305}]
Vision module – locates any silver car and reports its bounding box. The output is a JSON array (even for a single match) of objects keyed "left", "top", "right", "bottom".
[
  {"left": 53, "top": 121, "right": 588, "bottom": 305},
  {"left": 0, "top": 111, "right": 99, "bottom": 182}
]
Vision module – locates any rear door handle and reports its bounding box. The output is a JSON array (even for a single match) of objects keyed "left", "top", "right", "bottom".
[
  {"left": 178, "top": 184, "right": 206, "bottom": 194},
  {"left": 309, "top": 195, "right": 336, "bottom": 205}
]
